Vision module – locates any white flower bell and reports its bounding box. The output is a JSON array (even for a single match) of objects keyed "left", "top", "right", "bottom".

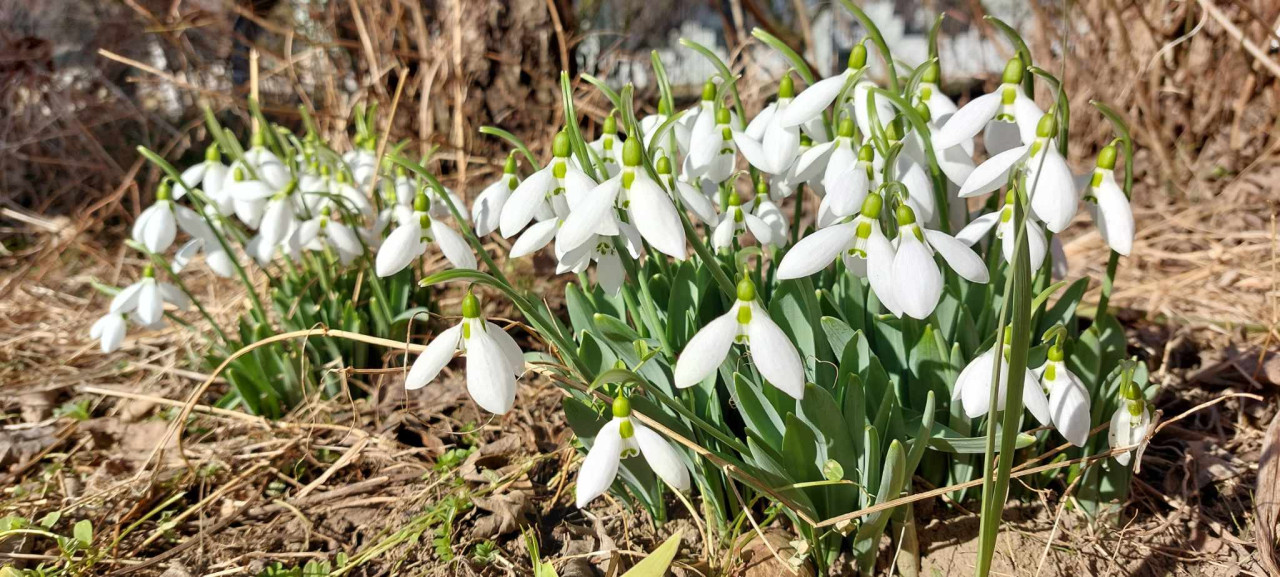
[
  {"left": 576, "top": 395, "right": 691, "bottom": 507},
  {"left": 1034, "top": 335, "right": 1091, "bottom": 447},
  {"left": 499, "top": 132, "right": 593, "bottom": 238},
  {"left": 90, "top": 312, "right": 127, "bottom": 353},
  {"left": 711, "top": 189, "right": 781, "bottom": 251},
  {"left": 404, "top": 290, "right": 525, "bottom": 414},
  {"left": 958, "top": 113, "right": 1077, "bottom": 234},
  {"left": 656, "top": 154, "right": 717, "bottom": 225},
  {"left": 1082, "top": 144, "right": 1134, "bottom": 256},
  {"left": 934, "top": 57, "right": 1044, "bottom": 154},
  {"left": 673, "top": 278, "right": 805, "bottom": 399},
  {"left": 733, "top": 74, "right": 801, "bottom": 176},
  {"left": 472, "top": 154, "right": 520, "bottom": 237},
  {"left": 640, "top": 99, "right": 692, "bottom": 157},
  {"left": 589, "top": 113, "right": 624, "bottom": 178},
  {"left": 179, "top": 145, "right": 230, "bottom": 206},
  {"left": 953, "top": 329, "right": 1051, "bottom": 426},
  {"left": 1109, "top": 379, "right": 1151, "bottom": 466},
  {"left": 810, "top": 124, "right": 873, "bottom": 228},
  {"left": 956, "top": 189, "right": 1049, "bottom": 271},
  {"left": 375, "top": 192, "right": 476, "bottom": 277},
  {"left": 886, "top": 204, "right": 989, "bottom": 319},
  {"left": 109, "top": 265, "right": 189, "bottom": 327},
  {"left": 558, "top": 138, "right": 687, "bottom": 260},
  {"left": 778, "top": 192, "right": 890, "bottom": 279},
  {"left": 779, "top": 44, "right": 893, "bottom": 139},
  {"left": 296, "top": 207, "right": 364, "bottom": 264},
  {"left": 133, "top": 181, "right": 210, "bottom": 254},
  {"left": 685, "top": 90, "right": 739, "bottom": 185}
]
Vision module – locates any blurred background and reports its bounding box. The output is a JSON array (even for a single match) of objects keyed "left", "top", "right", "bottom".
[{"left": 2, "top": 0, "right": 1278, "bottom": 360}]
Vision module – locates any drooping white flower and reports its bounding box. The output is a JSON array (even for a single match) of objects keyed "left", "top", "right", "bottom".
[
  {"left": 499, "top": 132, "right": 594, "bottom": 238},
  {"left": 224, "top": 158, "right": 287, "bottom": 229},
  {"left": 404, "top": 291, "right": 524, "bottom": 414},
  {"left": 1034, "top": 344, "right": 1091, "bottom": 447},
  {"left": 710, "top": 189, "right": 781, "bottom": 251},
  {"left": 588, "top": 114, "right": 624, "bottom": 178},
  {"left": 180, "top": 145, "right": 230, "bottom": 205},
  {"left": 109, "top": 265, "right": 189, "bottom": 327},
  {"left": 558, "top": 138, "right": 687, "bottom": 260},
  {"left": 733, "top": 75, "right": 801, "bottom": 176},
  {"left": 952, "top": 335, "right": 1051, "bottom": 426},
  {"left": 778, "top": 192, "right": 890, "bottom": 279},
  {"left": 655, "top": 154, "right": 717, "bottom": 225},
  {"left": 296, "top": 207, "right": 364, "bottom": 264},
  {"left": 472, "top": 154, "right": 520, "bottom": 236},
  {"left": 934, "top": 57, "right": 1044, "bottom": 155},
  {"left": 90, "top": 312, "right": 127, "bottom": 353},
  {"left": 770, "top": 133, "right": 827, "bottom": 201},
  {"left": 901, "top": 102, "right": 975, "bottom": 188},
  {"left": 375, "top": 192, "right": 476, "bottom": 277},
  {"left": 1082, "top": 144, "right": 1134, "bottom": 256},
  {"left": 913, "top": 62, "right": 958, "bottom": 122},
  {"left": 809, "top": 123, "right": 873, "bottom": 228},
  {"left": 778, "top": 44, "right": 894, "bottom": 139},
  {"left": 958, "top": 114, "right": 1077, "bottom": 233},
  {"left": 640, "top": 99, "right": 692, "bottom": 157},
  {"left": 1109, "top": 395, "right": 1151, "bottom": 467},
  {"left": 673, "top": 278, "right": 805, "bottom": 399},
  {"left": 576, "top": 396, "right": 691, "bottom": 507},
  {"left": 956, "top": 190, "right": 1049, "bottom": 272},
  {"left": 555, "top": 218, "right": 642, "bottom": 296},
  {"left": 132, "top": 182, "right": 211, "bottom": 254},
  {"left": 886, "top": 204, "right": 989, "bottom": 319},
  {"left": 685, "top": 95, "right": 739, "bottom": 185}
]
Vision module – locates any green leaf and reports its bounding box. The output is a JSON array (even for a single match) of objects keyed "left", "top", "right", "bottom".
[
  {"left": 73, "top": 519, "right": 92, "bottom": 548},
  {"left": 621, "top": 531, "right": 683, "bottom": 577},
  {"left": 751, "top": 28, "right": 815, "bottom": 84},
  {"left": 821, "top": 316, "right": 856, "bottom": 356},
  {"left": 734, "top": 374, "right": 785, "bottom": 451}
]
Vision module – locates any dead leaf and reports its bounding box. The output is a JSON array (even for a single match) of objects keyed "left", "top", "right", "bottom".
[
  {"left": 471, "top": 491, "right": 531, "bottom": 538},
  {"left": 1255, "top": 408, "right": 1280, "bottom": 575}
]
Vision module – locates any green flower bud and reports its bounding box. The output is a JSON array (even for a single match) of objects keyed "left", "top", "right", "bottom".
[
  {"left": 553, "top": 131, "right": 571, "bottom": 158},
  {"left": 885, "top": 121, "right": 902, "bottom": 142},
  {"left": 727, "top": 190, "right": 742, "bottom": 207},
  {"left": 895, "top": 203, "right": 917, "bottom": 226},
  {"left": 156, "top": 180, "right": 172, "bottom": 202},
  {"left": 504, "top": 153, "right": 518, "bottom": 174},
  {"left": 251, "top": 130, "right": 266, "bottom": 148},
  {"left": 922, "top": 62, "right": 940, "bottom": 84},
  {"left": 461, "top": 289, "right": 480, "bottom": 319},
  {"left": 414, "top": 191, "right": 430, "bottom": 213},
  {"left": 779, "top": 73, "right": 795, "bottom": 99},
  {"left": 612, "top": 395, "right": 631, "bottom": 418},
  {"left": 622, "top": 138, "right": 642, "bottom": 168},
  {"left": 799, "top": 133, "right": 813, "bottom": 147},
  {"left": 658, "top": 99, "right": 672, "bottom": 116},
  {"left": 603, "top": 113, "right": 617, "bottom": 135},
  {"left": 838, "top": 117, "right": 856, "bottom": 139},
  {"left": 736, "top": 277, "right": 757, "bottom": 302},
  {"left": 860, "top": 191, "right": 883, "bottom": 218},
  {"left": 656, "top": 155, "right": 672, "bottom": 175},
  {"left": 857, "top": 144, "right": 874, "bottom": 163},
  {"left": 715, "top": 107, "right": 730, "bottom": 125},
  {"left": 204, "top": 144, "right": 221, "bottom": 163},
  {"left": 1001, "top": 56, "right": 1024, "bottom": 85},
  {"left": 848, "top": 43, "right": 868, "bottom": 70},
  {"left": 1036, "top": 114, "right": 1057, "bottom": 139},
  {"left": 142, "top": 264, "right": 155, "bottom": 278},
  {"left": 701, "top": 80, "right": 717, "bottom": 102},
  {"left": 914, "top": 101, "right": 932, "bottom": 122},
  {"left": 1096, "top": 145, "right": 1117, "bottom": 170}
]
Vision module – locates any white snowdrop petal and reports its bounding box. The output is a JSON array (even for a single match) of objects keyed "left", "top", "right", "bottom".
[
  {"left": 510, "top": 218, "right": 560, "bottom": 259},
  {"left": 673, "top": 312, "right": 739, "bottom": 388},
  {"left": 924, "top": 230, "right": 989, "bottom": 283},
  {"left": 144, "top": 208, "right": 177, "bottom": 253},
  {"left": 732, "top": 130, "right": 773, "bottom": 173},
  {"left": 983, "top": 121, "right": 1022, "bottom": 156},
  {"left": 1109, "top": 407, "right": 1131, "bottom": 466},
  {"left": 780, "top": 75, "right": 845, "bottom": 127},
  {"left": 745, "top": 103, "right": 777, "bottom": 140},
  {"left": 375, "top": 221, "right": 424, "bottom": 277},
  {"left": 405, "top": 325, "right": 462, "bottom": 391},
  {"left": 1022, "top": 370, "right": 1052, "bottom": 426},
  {"left": 762, "top": 117, "right": 800, "bottom": 175},
  {"left": 327, "top": 222, "right": 364, "bottom": 257},
  {"left": 956, "top": 212, "right": 1001, "bottom": 246},
  {"left": 633, "top": 423, "right": 691, "bottom": 491},
  {"left": 575, "top": 420, "right": 622, "bottom": 508},
  {"left": 465, "top": 327, "right": 518, "bottom": 414},
  {"left": 472, "top": 180, "right": 511, "bottom": 237},
  {"left": 959, "top": 350, "right": 998, "bottom": 418},
  {"left": 597, "top": 251, "right": 625, "bottom": 296},
  {"left": 892, "top": 236, "right": 943, "bottom": 319},
  {"left": 959, "top": 146, "right": 1029, "bottom": 198},
  {"left": 935, "top": 92, "right": 1001, "bottom": 150},
  {"left": 675, "top": 180, "right": 718, "bottom": 225},
  {"left": 746, "top": 304, "right": 806, "bottom": 399},
  {"left": 158, "top": 283, "right": 189, "bottom": 310},
  {"left": 558, "top": 178, "right": 622, "bottom": 253},
  {"left": 500, "top": 168, "right": 554, "bottom": 237},
  {"left": 485, "top": 321, "right": 525, "bottom": 377},
  {"left": 1092, "top": 176, "right": 1134, "bottom": 256},
  {"left": 1050, "top": 373, "right": 1092, "bottom": 447},
  {"left": 99, "top": 315, "right": 126, "bottom": 353},
  {"left": 866, "top": 228, "right": 900, "bottom": 316},
  {"left": 777, "top": 222, "right": 857, "bottom": 279},
  {"left": 743, "top": 213, "right": 776, "bottom": 247},
  {"left": 1026, "top": 148, "right": 1078, "bottom": 233},
  {"left": 1014, "top": 93, "right": 1046, "bottom": 146},
  {"left": 180, "top": 164, "right": 208, "bottom": 189},
  {"left": 562, "top": 167, "right": 598, "bottom": 208},
  {"left": 794, "top": 141, "right": 836, "bottom": 177},
  {"left": 627, "top": 176, "right": 687, "bottom": 259},
  {"left": 137, "top": 281, "right": 164, "bottom": 326},
  {"left": 431, "top": 220, "right": 477, "bottom": 270},
  {"left": 110, "top": 283, "right": 143, "bottom": 314}
]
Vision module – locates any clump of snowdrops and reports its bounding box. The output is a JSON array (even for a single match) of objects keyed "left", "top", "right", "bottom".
[{"left": 102, "top": 6, "right": 1152, "bottom": 575}]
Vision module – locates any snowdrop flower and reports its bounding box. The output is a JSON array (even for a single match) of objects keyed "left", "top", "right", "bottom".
[
  {"left": 132, "top": 181, "right": 210, "bottom": 253},
  {"left": 778, "top": 43, "right": 892, "bottom": 138},
  {"left": 179, "top": 145, "right": 229, "bottom": 204},
  {"left": 778, "top": 192, "right": 890, "bottom": 280},
  {"left": 588, "top": 113, "right": 623, "bottom": 177},
  {"left": 344, "top": 145, "right": 378, "bottom": 186},
  {"left": 576, "top": 395, "right": 691, "bottom": 508},
  {"left": 902, "top": 101, "right": 975, "bottom": 188},
  {"left": 242, "top": 133, "right": 290, "bottom": 190},
  {"left": 375, "top": 192, "right": 476, "bottom": 277},
  {"left": 1033, "top": 333, "right": 1091, "bottom": 447},
  {"left": 404, "top": 290, "right": 524, "bottom": 414},
  {"left": 934, "top": 57, "right": 1044, "bottom": 155},
  {"left": 253, "top": 180, "right": 299, "bottom": 263},
  {"left": 554, "top": 217, "right": 642, "bottom": 296},
  {"left": 90, "top": 312, "right": 127, "bottom": 353},
  {"left": 472, "top": 154, "right": 520, "bottom": 236},
  {"left": 733, "top": 74, "right": 801, "bottom": 176},
  {"left": 711, "top": 189, "right": 781, "bottom": 251},
  {"left": 770, "top": 133, "right": 827, "bottom": 201},
  {"left": 956, "top": 188, "right": 1049, "bottom": 271},
  {"left": 953, "top": 328, "right": 1051, "bottom": 425},
  {"left": 499, "top": 132, "right": 593, "bottom": 238},
  {"left": 109, "top": 265, "right": 189, "bottom": 327},
  {"left": 673, "top": 278, "right": 805, "bottom": 399},
  {"left": 958, "top": 114, "right": 1077, "bottom": 233},
  {"left": 913, "top": 62, "right": 958, "bottom": 121},
  {"left": 685, "top": 102, "right": 738, "bottom": 185},
  {"left": 885, "top": 204, "right": 989, "bottom": 319},
  {"left": 172, "top": 232, "right": 236, "bottom": 279},
  {"left": 809, "top": 122, "right": 872, "bottom": 227},
  {"left": 653, "top": 155, "right": 716, "bottom": 225},
  {"left": 296, "top": 207, "right": 364, "bottom": 264},
  {"left": 1082, "top": 144, "right": 1134, "bottom": 256},
  {"left": 640, "top": 99, "right": 692, "bottom": 156},
  {"left": 559, "top": 138, "right": 687, "bottom": 260},
  {"left": 1109, "top": 375, "right": 1151, "bottom": 466}
]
